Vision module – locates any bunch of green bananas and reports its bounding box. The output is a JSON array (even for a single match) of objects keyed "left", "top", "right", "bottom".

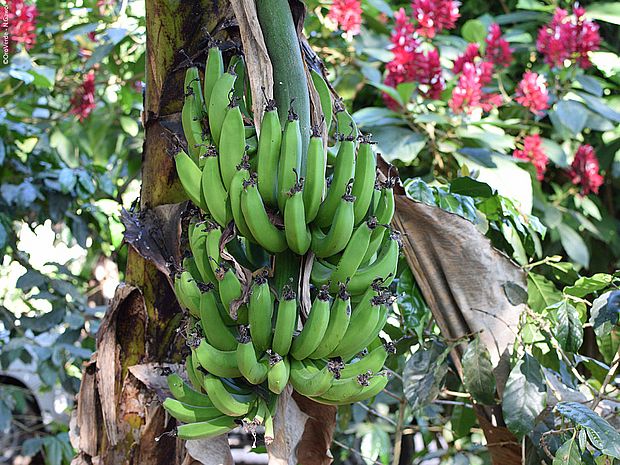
[{"left": 168, "top": 46, "right": 400, "bottom": 441}]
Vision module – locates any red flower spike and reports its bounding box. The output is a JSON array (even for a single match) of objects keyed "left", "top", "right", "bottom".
[
  {"left": 8, "top": 0, "right": 38, "bottom": 50},
  {"left": 328, "top": 0, "right": 363, "bottom": 36},
  {"left": 515, "top": 71, "right": 549, "bottom": 115},
  {"left": 568, "top": 144, "right": 604, "bottom": 195},
  {"left": 410, "top": 0, "right": 460, "bottom": 38},
  {"left": 513, "top": 134, "right": 549, "bottom": 181},
  {"left": 69, "top": 71, "right": 97, "bottom": 121},
  {"left": 485, "top": 23, "right": 513, "bottom": 68}
]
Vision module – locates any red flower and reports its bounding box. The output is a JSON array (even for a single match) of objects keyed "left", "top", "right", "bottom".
[
  {"left": 383, "top": 9, "right": 444, "bottom": 107},
  {"left": 69, "top": 71, "right": 97, "bottom": 121},
  {"left": 410, "top": 0, "right": 460, "bottom": 38},
  {"left": 8, "top": 0, "right": 38, "bottom": 50},
  {"left": 453, "top": 43, "right": 480, "bottom": 74},
  {"left": 449, "top": 62, "right": 501, "bottom": 114},
  {"left": 328, "top": 0, "right": 363, "bottom": 36},
  {"left": 485, "top": 24, "right": 512, "bottom": 67},
  {"left": 537, "top": 7, "right": 600, "bottom": 68},
  {"left": 513, "top": 134, "right": 548, "bottom": 181},
  {"left": 568, "top": 144, "right": 604, "bottom": 195},
  {"left": 515, "top": 71, "right": 549, "bottom": 115}
]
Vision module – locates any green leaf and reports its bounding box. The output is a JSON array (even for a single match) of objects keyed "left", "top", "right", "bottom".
[
  {"left": 366, "top": 81, "right": 403, "bottom": 106},
  {"left": 585, "top": 2, "right": 620, "bottom": 25},
  {"left": 502, "top": 353, "right": 547, "bottom": 439},
  {"left": 555, "top": 100, "right": 588, "bottom": 135},
  {"left": 461, "top": 336, "right": 496, "bottom": 404},
  {"left": 555, "top": 402, "right": 620, "bottom": 459},
  {"left": 360, "top": 426, "right": 391, "bottom": 465},
  {"left": 461, "top": 19, "right": 487, "bottom": 43},
  {"left": 371, "top": 126, "right": 426, "bottom": 164},
  {"left": 553, "top": 438, "right": 582, "bottom": 465},
  {"left": 120, "top": 116, "right": 139, "bottom": 137},
  {"left": 405, "top": 178, "right": 436, "bottom": 205},
  {"left": 564, "top": 274, "right": 615, "bottom": 298},
  {"left": 352, "top": 107, "right": 402, "bottom": 128},
  {"left": 576, "top": 92, "right": 620, "bottom": 123},
  {"left": 503, "top": 281, "right": 529, "bottom": 306},
  {"left": 528, "top": 273, "right": 562, "bottom": 313},
  {"left": 540, "top": 138, "right": 568, "bottom": 167},
  {"left": 396, "top": 268, "right": 431, "bottom": 340},
  {"left": 554, "top": 301, "right": 583, "bottom": 353},
  {"left": 450, "top": 176, "right": 494, "bottom": 198},
  {"left": 557, "top": 223, "right": 589, "bottom": 268},
  {"left": 451, "top": 403, "right": 477, "bottom": 439},
  {"left": 403, "top": 340, "right": 449, "bottom": 411},
  {"left": 575, "top": 75, "right": 603, "bottom": 96},
  {"left": 589, "top": 291, "right": 620, "bottom": 337}
]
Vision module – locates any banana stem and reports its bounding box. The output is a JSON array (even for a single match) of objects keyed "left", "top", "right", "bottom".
[{"left": 256, "top": 0, "right": 311, "bottom": 169}]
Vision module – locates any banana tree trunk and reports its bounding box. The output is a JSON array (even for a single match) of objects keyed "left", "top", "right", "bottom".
[{"left": 70, "top": 1, "right": 231, "bottom": 464}]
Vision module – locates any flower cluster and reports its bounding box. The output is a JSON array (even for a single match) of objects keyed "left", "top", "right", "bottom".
[
  {"left": 69, "top": 71, "right": 97, "bottom": 121},
  {"left": 8, "top": 0, "right": 38, "bottom": 50},
  {"left": 513, "top": 134, "right": 548, "bottom": 181},
  {"left": 537, "top": 6, "right": 600, "bottom": 68},
  {"left": 383, "top": 8, "right": 444, "bottom": 107},
  {"left": 410, "top": 0, "right": 460, "bottom": 38},
  {"left": 448, "top": 24, "right": 510, "bottom": 115},
  {"left": 568, "top": 145, "right": 604, "bottom": 195},
  {"left": 327, "top": 0, "right": 363, "bottom": 36},
  {"left": 515, "top": 71, "right": 549, "bottom": 115}
]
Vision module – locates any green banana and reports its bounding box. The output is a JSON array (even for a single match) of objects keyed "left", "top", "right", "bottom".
[
  {"left": 272, "top": 286, "right": 298, "bottom": 356},
  {"left": 208, "top": 68, "right": 237, "bottom": 147},
  {"left": 182, "top": 67, "right": 206, "bottom": 162},
  {"left": 351, "top": 136, "right": 377, "bottom": 225},
  {"left": 327, "top": 217, "right": 378, "bottom": 292},
  {"left": 205, "top": 225, "right": 222, "bottom": 275},
  {"left": 290, "top": 286, "right": 331, "bottom": 360},
  {"left": 163, "top": 398, "right": 222, "bottom": 423},
  {"left": 194, "top": 340, "right": 242, "bottom": 378},
  {"left": 284, "top": 175, "right": 311, "bottom": 255},
  {"left": 289, "top": 359, "right": 334, "bottom": 397},
  {"left": 309, "top": 284, "right": 351, "bottom": 359},
  {"left": 175, "top": 149, "right": 207, "bottom": 210},
  {"left": 310, "top": 69, "right": 333, "bottom": 134},
  {"left": 203, "top": 374, "right": 256, "bottom": 417},
  {"left": 256, "top": 100, "right": 282, "bottom": 207},
  {"left": 204, "top": 46, "right": 224, "bottom": 108},
  {"left": 310, "top": 185, "right": 356, "bottom": 259},
  {"left": 335, "top": 98, "right": 358, "bottom": 138},
  {"left": 236, "top": 334, "right": 269, "bottom": 385},
  {"left": 219, "top": 99, "right": 246, "bottom": 190},
  {"left": 339, "top": 342, "right": 394, "bottom": 379},
  {"left": 175, "top": 271, "right": 201, "bottom": 318},
  {"left": 229, "top": 156, "right": 255, "bottom": 241},
  {"left": 186, "top": 350, "right": 204, "bottom": 390},
  {"left": 277, "top": 108, "right": 302, "bottom": 212},
  {"left": 267, "top": 353, "right": 290, "bottom": 394},
  {"left": 199, "top": 283, "right": 238, "bottom": 351},
  {"left": 375, "top": 178, "right": 395, "bottom": 225},
  {"left": 314, "top": 136, "right": 356, "bottom": 228},
  {"left": 241, "top": 175, "right": 287, "bottom": 253},
  {"left": 216, "top": 265, "right": 243, "bottom": 317},
  {"left": 340, "top": 300, "right": 390, "bottom": 362},
  {"left": 189, "top": 221, "right": 219, "bottom": 285},
  {"left": 330, "top": 293, "right": 385, "bottom": 358},
  {"left": 347, "top": 231, "right": 400, "bottom": 295},
  {"left": 200, "top": 146, "right": 231, "bottom": 228},
  {"left": 167, "top": 373, "right": 212, "bottom": 406},
  {"left": 303, "top": 128, "right": 326, "bottom": 223},
  {"left": 176, "top": 415, "right": 238, "bottom": 440},
  {"left": 248, "top": 271, "right": 274, "bottom": 352},
  {"left": 312, "top": 373, "right": 388, "bottom": 405}
]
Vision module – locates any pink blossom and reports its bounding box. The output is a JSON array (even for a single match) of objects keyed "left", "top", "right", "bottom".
[
  {"left": 453, "top": 43, "right": 480, "bottom": 74},
  {"left": 513, "top": 134, "right": 549, "bottom": 181},
  {"left": 410, "top": 0, "right": 460, "bottom": 38},
  {"left": 70, "top": 71, "right": 96, "bottom": 121},
  {"left": 485, "top": 24, "right": 513, "bottom": 67},
  {"left": 537, "top": 7, "right": 600, "bottom": 68},
  {"left": 8, "top": 0, "right": 38, "bottom": 50},
  {"left": 515, "top": 71, "right": 549, "bottom": 115},
  {"left": 449, "top": 62, "right": 501, "bottom": 114},
  {"left": 328, "top": 0, "right": 363, "bottom": 36},
  {"left": 568, "top": 145, "right": 604, "bottom": 195}
]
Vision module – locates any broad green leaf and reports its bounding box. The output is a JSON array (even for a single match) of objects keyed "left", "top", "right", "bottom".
[
  {"left": 360, "top": 426, "right": 391, "bottom": 465},
  {"left": 120, "top": 116, "right": 139, "bottom": 137},
  {"left": 564, "top": 274, "right": 615, "bottom": 298},
  {"left": 557, "top": 223, "right": 589, "bottom": 268},
  {"left": 403, "top": 340, "right": 449, "bottom": 411},
  {"left": 555, "top": 100, "right": 588, "bottom": 135},
  {"left": 396, "top": 268, "right": 431, "bottom": 340},
  {"left": 502, "top": 353, "right": 546, "bottom": 439},
  {"left": 461, "top": 336, "right": 496, "bottom": 404},
  {"left": 449, "top": 176, "right": 494, "bottom": 198},
  {"left": 576, "top": 92, "right": 620, "bottom": 123},
  {"left": 596, "top": 330, "right": 620, "bottom": 365},
  {"left": 585, "top": 2, "right": 620, "bottom": 25},
  {"left": 553, "top": 438, "right": 581, "bottom": 465},
  {"left": 590, "top": 51, "right": 620, "bottom": 78},
  {"left": 461, "top": 19, "right": 487, "bottom": 43},
  {"left": 555, "top": 402, "right": 620, "bottom": 458},
  {"left": 371, "top": 126, "right": 426, "bottom": 164},
  {"left": 589, "top": 291, "right": 620, "bottom": 337},
  {"left": 366, "top": 81, "right": 403, "bottom": 106},
  {"left": 528, "top": 273, "right": 562, "bottom": 313},
  {"left": 405, "top": 178, "right": 436, "bottom": 205},
  {"left": 575, "top": 75, "right": 603, "bottom": 97},
  {"left": 554, "top": 300, "right": 583, "bottom": 353},
  {"left": 540, "top": 138, "right": 568, "bottom": 167},
  {"left": 451, "top": 403, "right": 477, "bottom": 438},
  {"left": 352, "top": 107, "right": 402, "bottom": 128},
  {"left": 503, "top": 282, "right": 529, "bottom": 306}
]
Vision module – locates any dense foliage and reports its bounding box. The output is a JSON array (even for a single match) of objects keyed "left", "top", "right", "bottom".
[{"left": 1, "top": 0, "right": 618, "bottom": 464}]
